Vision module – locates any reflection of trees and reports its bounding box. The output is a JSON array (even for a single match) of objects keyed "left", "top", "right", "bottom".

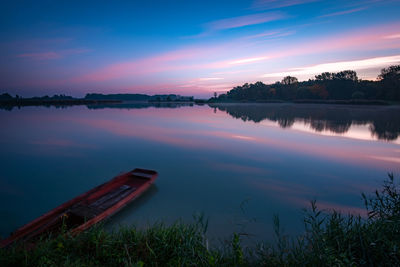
[
  {"left": 212, "top": 103, "right": 400, "bottom": 141},
  {"left": 278, "top": 118, "right": 295, "bottom": 128},
  {"left": 86, "top": 102, "right": 193, "bottom": 110},
  {"left": 307, "top": 120, "right": 351, "bottom": 134},
  {"left": 370, "top": 117, "right": 400, "bottom": 141},
  {"left": 0, "top": 106, "right": 13, "bottom": 111}
]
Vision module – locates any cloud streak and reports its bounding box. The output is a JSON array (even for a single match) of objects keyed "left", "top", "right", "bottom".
[
  {"left": 384, "top": 33, "right": 400, "bottom": 39},
  {"left": 318, "top": 7, "right": 367, "bottom": 18},
  {"left": 198, "top": 77, "right": 224, "bottom": 81},
  {"left": 228, "top": 56, "right": 270, "bottom": 65},
  {"left": 48, "top": 21, "right": 400, "bottom": 97},
  {"left": 252, "top": 0, "right": 318, "bottom": 10},
  {"left": 17, "top": 48, "right": 90, "bottom": 60},
  {"left": 205, "top": 12, "right": 285, "bottom": 31},
  {"left": 17, "top": 52, "right": 62, "bottom": 60},
  {"left": 261, "top": 55, "right": 400, "bottom": 78},
  {"left": 243, "top": 30, "right": 296, "bottom": 40}
]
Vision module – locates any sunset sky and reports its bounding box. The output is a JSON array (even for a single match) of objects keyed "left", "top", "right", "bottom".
[{"left": 1, "top": 0, "right": 400, "bottom": 97}]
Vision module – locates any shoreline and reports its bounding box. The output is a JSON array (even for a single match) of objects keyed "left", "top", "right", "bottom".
[
  {"left": 1, "top": 99, "right": 395, "bottom": 109},
  {"left": 0, "top": 99, "right": 121, "bottom": 107},
  {"left": 207, "top": 99, "right": 394, "bottom": 106}
]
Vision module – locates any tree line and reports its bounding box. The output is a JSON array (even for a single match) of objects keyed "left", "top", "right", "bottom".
[
  {"left": 0, "top": 93, "right": 74, "bottom": 100},
  {"left": 212, "top": 65, "right": 400, "bottom": 102}
]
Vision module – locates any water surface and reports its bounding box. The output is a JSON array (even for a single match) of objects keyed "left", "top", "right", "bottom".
[{"left": 0, "top": 103, "right": 399, "bottom": 243}]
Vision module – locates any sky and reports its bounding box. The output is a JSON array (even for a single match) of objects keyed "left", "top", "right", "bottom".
[{"left": 1, "top": 0, "right": 400, "bottom": 98}]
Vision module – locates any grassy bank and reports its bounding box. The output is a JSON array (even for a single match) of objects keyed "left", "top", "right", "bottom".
[{"left": 1, "top": 174, "right": 399, "bottom": 266}]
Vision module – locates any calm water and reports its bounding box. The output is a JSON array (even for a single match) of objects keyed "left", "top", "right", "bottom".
[{"left": 1, "top": 103, "right": 399, "bottom": 243}]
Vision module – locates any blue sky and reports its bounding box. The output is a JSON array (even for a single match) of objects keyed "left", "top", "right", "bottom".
[{"left": 1, "top": 0, "right": 400, "bottom": 97}]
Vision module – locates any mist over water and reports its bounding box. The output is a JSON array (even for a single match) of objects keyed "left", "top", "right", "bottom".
[{"left": 0, "top": 103, "right": 399, "bottom": 242}]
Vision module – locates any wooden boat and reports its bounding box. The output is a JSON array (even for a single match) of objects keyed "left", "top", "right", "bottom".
[{"left": 0, "top": 168, "right": 158, "bottom": 248}]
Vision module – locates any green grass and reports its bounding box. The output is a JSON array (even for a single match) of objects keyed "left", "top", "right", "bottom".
[{"left": 1, "top": 174, "right": 399, "bottom": 266}]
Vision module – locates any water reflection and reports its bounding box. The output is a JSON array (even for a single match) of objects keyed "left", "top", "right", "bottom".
[
  {"left": 0, "top": 102, "right": 194, "bottom": 111},
  {"left": 0, "top": 104, "right": 399, "bottom": 242},
  {"left": 86, "top": 102, "right": 194, "bottom": 110},
  {"left": 211, "top": 103, "right": 400, "bottom": 141},
  {"left": 105, "top": 184, "right": 159, "bottom": 229}
]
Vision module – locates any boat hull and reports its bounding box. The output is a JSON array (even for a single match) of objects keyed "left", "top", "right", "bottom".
[{"left": 0, "top": 168, "right": 158, "bottom": 248}]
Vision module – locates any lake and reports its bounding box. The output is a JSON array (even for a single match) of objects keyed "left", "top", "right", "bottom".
[{"left": 0, "top": 103, "right": 399, "bottom": 244}]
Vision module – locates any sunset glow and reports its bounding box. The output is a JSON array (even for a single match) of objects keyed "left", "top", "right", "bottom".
[{"left": 1, "top": 0, "right": 400, "bottom": 97}]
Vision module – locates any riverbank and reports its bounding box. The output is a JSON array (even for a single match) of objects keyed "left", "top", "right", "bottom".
[
  {"left": 1, "top": 174, "right": 399, "bottom": 266},
  {"left": 207, "top": 99, "right": 394, "bottom": 105},
  {"left": 0, "top": 99, "right": 122, "bottom": 110},
  {"left": 0, "top": 92, "right": 196, "bottom": 111}
]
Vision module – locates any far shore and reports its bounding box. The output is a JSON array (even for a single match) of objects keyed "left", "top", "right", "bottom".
[
  {"left": 1, "top": 98, "right": 398, "bottom": 110},
  {"left": 1, "top": 92, "right": 399, "bottom": 110},
  {"left": 204, "top": 98, "right": 397, "bottom": 106},
  {"left": 0, "top": 98, "right": 121, "bottom": 108}
]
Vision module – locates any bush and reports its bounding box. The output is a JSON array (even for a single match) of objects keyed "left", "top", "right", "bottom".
[{"left": 257, "top": 173, "right": 400, "bottom": 266}]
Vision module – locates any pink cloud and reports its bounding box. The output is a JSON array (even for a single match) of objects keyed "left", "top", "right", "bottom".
[
  {"left": 78, "top": 22, "right": 399, "bottom": 84},
  {"left": 384, "top": 33, "right": 400, "bottom": 39},
  {"left": 22, "top": 21, "right": 396, "bottom": 98},
  {"left": 272, "top": 23, "right": 400, "bottom": 58},
  {"left": 262, "top": 55, "right": 400, "bottom": 79},
  {"left": 73, "top": 46, "right": 226, "bottom": 83},
  {"left": 228, "top": 56, "right": 270, "bottom": 65},
  {"left": 252, "top": 23, "right": 400, "bottom": 79}
]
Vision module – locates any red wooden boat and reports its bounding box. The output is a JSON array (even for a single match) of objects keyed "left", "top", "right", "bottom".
[{"left": 0, "top": 168, "right": 158, "bottom": 248}]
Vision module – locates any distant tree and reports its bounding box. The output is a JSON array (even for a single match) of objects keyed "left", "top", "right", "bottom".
[
  {"left": 214, "top": 92, "right": 217, "bottom": 98},
  {"left": 0, "top": 93, "right": 13, "bottom": 100},
  {"left": 281, "top": 76, "right": 298, "bottom": 85},
  {"left": 315, "top": 70, "right": 357, "bottom": 81},
  {"left": 378, "top": 65, "right": 400, "bottom": 100},
  {"left": 315, "top": 72, "right": 333, "bottom": 81},
  {"left": 212, "top": 65, "right": 399, "bottom": 102},
  {"left": 378, "top": 65, "right": 400, "bottom": 80},
  {"left": 335, "top": 70, "right": 358, "bottom": 81}
]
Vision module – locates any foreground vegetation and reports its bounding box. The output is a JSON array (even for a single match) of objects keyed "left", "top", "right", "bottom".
[{"left": 1, "top": 174, "right": 399, "bottom": 266}]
